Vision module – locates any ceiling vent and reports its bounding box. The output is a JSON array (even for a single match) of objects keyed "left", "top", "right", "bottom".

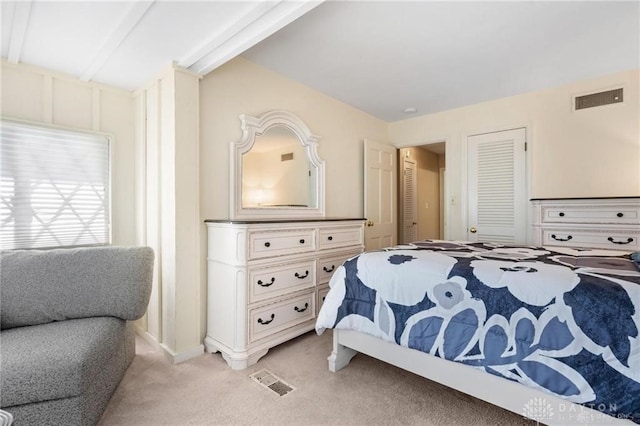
[{"left": 575, "top": 88, "right": 623, "bottom": 110}]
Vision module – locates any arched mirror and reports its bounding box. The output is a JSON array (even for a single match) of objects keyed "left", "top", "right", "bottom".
[{"left": 230, "top": 110, "right": 325, "bottom": 219}]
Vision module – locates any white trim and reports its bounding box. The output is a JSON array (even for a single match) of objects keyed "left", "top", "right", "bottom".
[
  {"left": 136, "top": 321, "right": 206, "bottom": 364},
  {"left": 160, "top": 343, "right": 205, "bottom": 364},
  {"left": 189, "top": 1, "right": 324, "bottom": 75},
  {"left": 42, "top": 74, "right": 53, "bottom": 124},
  {"left": 91, "top": 87, "right": 101, "bottom": 131},
  {"left": 134, "top": 326, "right": 160, "bottom": 348},
  {"left": 179, "top": 2, "right": 281, "bottom": 68}
]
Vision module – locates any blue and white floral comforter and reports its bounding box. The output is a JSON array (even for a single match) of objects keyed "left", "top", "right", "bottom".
[{"left": 315, "top": 241, "right": 640, "bottom": 423}]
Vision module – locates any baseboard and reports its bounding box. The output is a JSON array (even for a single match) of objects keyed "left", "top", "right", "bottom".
[
  {"left": 134, "top": 327, "right": 160, "bottom": 349},
  {"left": 160, "top": 343, "right": 205, "bottom": 364},
  {"left": 134, "top": 325, "right": 204, "bottom": 363}
]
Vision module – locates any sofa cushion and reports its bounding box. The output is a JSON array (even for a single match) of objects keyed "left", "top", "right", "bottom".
[
  {"left": 0, "top": 246, "right": 153, "bottom": 329},
  {"left": 0, "top": 317, "right": 128, "bottom": 407}
]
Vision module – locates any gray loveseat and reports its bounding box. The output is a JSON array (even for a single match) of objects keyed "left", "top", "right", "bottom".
[{"left": 0, "top": 246, "right": 154, "bottom": 425}]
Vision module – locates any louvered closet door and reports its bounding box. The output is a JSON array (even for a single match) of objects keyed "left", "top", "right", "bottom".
[
  {"left": 467, "top": 128, "right": 527, "bottom": 244},
  {"left": 402, "top": 159, "right": 418, "bottom": 243}
]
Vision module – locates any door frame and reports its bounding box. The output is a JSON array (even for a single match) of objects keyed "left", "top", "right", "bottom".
[
  {"left": 461, "top": 123, "right": 533, "bottom": 244},
  {"left": 395, "top": 138, "right": 450, "bottom": 239}
]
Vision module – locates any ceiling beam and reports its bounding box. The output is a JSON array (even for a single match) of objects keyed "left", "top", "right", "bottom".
[
  {"left": 186, "top": 0, "right": 324, "bottom": 76},
  {"left": 179, "top": 1, "right": 282, "bottom": 70},
  {"left": 7, "top": 0, "right": 33, "bottom": 64},
  {"left": 79, "top": 1, "right": 155, "bottom": 82}
]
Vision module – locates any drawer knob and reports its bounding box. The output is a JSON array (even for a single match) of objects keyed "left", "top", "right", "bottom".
[
  {"left": 257, "top": 277, "right": 275, "bottom": 287},
  {"left": 328, "top": 236, "right": 333, "bottom": 241},
  {"left": 264, "top": 242, "right": 271, "bottom": 248},
  {"left": 559, "top": 212, "right": 565, "bottom": 217},
  {"left": 299, "top": 239, "right": 305, "bottom": 244},
  {"left": 294, "top": 303, "right": 309, "bottom": 313},
  {"left": 608, "top": 237, "right": 634, "bottom": 245},
  {"left": 323, "top": 265, "right": 335, "bottom": 273},
  {"left": 617, "top": 212, "right": 624, "bottom": 218},
  {"left": 551, "top": 234, "right": 572, "bottom": 242},
  {"left": 257, "top": 314, "right": 275, "bottom": 325},
  {"left": 295, "top": 270, "right": 309, "bottom": 279}
]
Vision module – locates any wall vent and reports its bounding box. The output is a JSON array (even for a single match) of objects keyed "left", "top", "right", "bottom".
[
  {"left": 281, "top": 152, "right": 294, "bottom": 162},
  {"left": 575, "top": 88, "right": 623, "bottom": 110}
]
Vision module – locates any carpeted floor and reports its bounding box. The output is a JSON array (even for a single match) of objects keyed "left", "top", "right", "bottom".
[{"left": 98, "top": 331, "right": 535, "bottom": 425}]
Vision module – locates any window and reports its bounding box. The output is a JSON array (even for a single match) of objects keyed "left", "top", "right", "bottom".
[{"left": 1, "top": 120, "right": 110, "bottom": 250}]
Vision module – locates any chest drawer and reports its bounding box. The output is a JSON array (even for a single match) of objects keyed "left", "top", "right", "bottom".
[
  {"left": 249, "top": 228, "right": 315, "bottom": 259},
  {"left": 248, "top": 260, "right": 316, "bottom": 304},
  {"left": 317, "top": 285, "right": 330, "bottom": 315},
  {"left": 249, "top": 292, "right": 315, "bottom": 343},
  {"left": 541, "top": 228, "right": 640, "bottom": 251},
  {"left": 318, "top": 225, "right": 363, "bottom": 250},
  {"left": 318, "top": 251, "right": 359, "bottom": 284},
  {"left": 542, "top": 205, "right": 640, "bottom": 224}
]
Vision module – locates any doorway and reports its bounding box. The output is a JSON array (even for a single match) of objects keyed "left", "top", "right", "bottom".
[{"left": 398, "top": 142, "right": 446, "bottom": 244}]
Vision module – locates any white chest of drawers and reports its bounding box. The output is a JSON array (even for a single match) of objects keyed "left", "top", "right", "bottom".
[
  {"left": 204, "top": 218, "right": 365, "bottom": 370},
  {"left": 532, "top": 197, "right": 640, "bottom": 250}
]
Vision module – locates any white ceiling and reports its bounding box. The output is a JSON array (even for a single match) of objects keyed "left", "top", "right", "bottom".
[
  {"left": 2, "top": 1, "right": 639, "bottom": 122},
  {"left": 1, "top": 1, "right": 321, "bottom": 89}
]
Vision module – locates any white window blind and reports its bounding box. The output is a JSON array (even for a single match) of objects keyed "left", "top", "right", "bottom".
[{"left": 0, "top": 120, "right": 110, "bottom": 250}]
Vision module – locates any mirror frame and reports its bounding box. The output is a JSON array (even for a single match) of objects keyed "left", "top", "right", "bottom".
[{"left": 230, "top": 110, "right": 325, "bottom": 219}]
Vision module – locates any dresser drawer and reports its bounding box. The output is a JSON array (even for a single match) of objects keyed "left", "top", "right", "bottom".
[
  {"left": 249, "top": 292, "right": 315, "bottom": 343},
  {"left": 541, "top": 204, "right": 640, "bottom": 225},
  {"left": 318, "top": 225, "right": 363, "bottom": 250},
  {"left": 542, "top": 228, "right": 640, "bottom": 250},
  {"left": 249, "top": 228, "right": 315, "bottom": 259},
  {"left": 318, "top": 252, "right": 357, "bottom": 284},
  {"left": 317, "top": 285, "right": 330, "bottom": 315},
  {"left": 248, "top": 260, "right": 316, "bottom": 304}
]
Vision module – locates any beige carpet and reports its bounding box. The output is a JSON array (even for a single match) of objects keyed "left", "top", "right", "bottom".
[{"left": 98, "top": 331, "right": 535, "bottom": 426}]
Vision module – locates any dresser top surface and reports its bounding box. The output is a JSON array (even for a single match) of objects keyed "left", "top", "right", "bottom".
[
  {"left": 530, "top": 196, "right": 639, "bottom": 201},
  {"left": 205, "top": 217, "right": 366, "bottom": 225}
]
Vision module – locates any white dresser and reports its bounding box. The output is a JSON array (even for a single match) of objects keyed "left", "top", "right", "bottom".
[
  {"left": 532, "top": 197, "right": 640, "bottom": 250},
  {"left": 204, "top": 218, "right": 365, "bottom": 369}
]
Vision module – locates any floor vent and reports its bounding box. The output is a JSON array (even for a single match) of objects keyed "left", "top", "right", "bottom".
[
  {"left": 575, "top": 88, "right": 623, "bottom": 110},
  {"left": 250, "top": 369, "right": 295, "bottom": 396}
]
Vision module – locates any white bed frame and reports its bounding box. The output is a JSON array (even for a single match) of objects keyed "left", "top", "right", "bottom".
[
  {"left": 327, "top": 203, "right": 640, "bottom": 425},
  {"left": 329, "top": 329, "right": 634, "bottom": 425}
]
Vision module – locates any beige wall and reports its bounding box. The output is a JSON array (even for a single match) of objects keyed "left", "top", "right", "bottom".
[
  {"left": 1, "top": 60, "right": 136, "bottom": 247},
  {"left": 389, "top": 69, "right": 640, "bottom": 240},
  {"left": 200, "top": 57, "right": 389, "bottom": 220}
]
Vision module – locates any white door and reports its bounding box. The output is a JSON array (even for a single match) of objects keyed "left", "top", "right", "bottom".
[
  {"left": 467, "top": 128, "right": 527, "bottom": 244},
  {"left": 364, "top": 139, "right": 396, "bottom": 250},
  {"left": 401, "top": 158, "right": 418, "bottom": 243}
]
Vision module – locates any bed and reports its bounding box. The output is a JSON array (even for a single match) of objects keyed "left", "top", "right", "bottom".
[{"left": 315, "top": 240, "right": 640, "bottom": 425}]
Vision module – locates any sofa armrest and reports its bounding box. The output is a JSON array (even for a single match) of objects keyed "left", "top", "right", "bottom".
[{"left": 1, "top": 246, "right": 154, "bottom": 329}]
